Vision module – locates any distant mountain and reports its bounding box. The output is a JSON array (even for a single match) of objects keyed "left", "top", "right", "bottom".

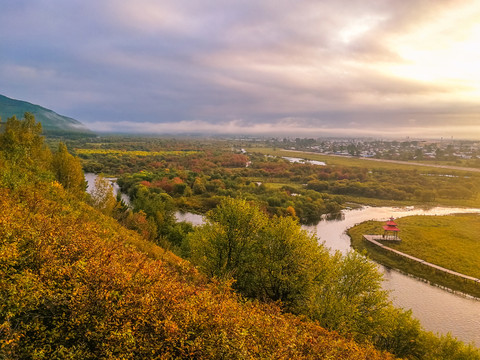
[{"left": 0, "top": 94, "right": 94, "bottom": 136}]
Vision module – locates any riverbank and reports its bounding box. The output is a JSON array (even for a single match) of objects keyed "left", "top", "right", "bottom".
[{"left": 348, "top": 214, "right": 480, "bottom": 298}]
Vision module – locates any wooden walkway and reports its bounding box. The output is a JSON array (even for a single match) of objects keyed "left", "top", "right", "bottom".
[{"left": 363, "top": 235, "right": 480, "bottom": 284}]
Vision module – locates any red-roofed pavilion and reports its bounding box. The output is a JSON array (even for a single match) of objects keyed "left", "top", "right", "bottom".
[{"left": 383, "top": 216, "right": 399, "bottom": 240}]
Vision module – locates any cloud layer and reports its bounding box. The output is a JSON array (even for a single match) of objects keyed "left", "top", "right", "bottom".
[{"left": 1, "top": 0, "right": 479, "bottom": 138}]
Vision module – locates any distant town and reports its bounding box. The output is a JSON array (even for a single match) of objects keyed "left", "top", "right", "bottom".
[{"left": 262, "top": 137, "right": 480, "bottom": 164}]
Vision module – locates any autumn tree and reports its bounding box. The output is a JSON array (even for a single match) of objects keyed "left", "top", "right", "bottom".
[
  {"left": 123, "top": 209, "right": 158, "bottom": 241},
  {"left": 0, "top": 183, "right": 397, "bottom": 360},
  {"left": 88, "top": 175, "right": 118, "bottom": 215}
]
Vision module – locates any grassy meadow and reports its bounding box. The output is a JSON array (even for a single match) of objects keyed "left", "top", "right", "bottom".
[{"left": 348, "top": 213, "right": 480, "bottom": 297}]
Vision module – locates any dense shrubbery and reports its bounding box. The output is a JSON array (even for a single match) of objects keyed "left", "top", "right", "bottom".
[
  {"left": 115, "top": 166, "right": 343, "bottom": 225},
  {"left": 1, "top": 115, "right": 395, "bottom": 359},
  {"left": 306, "top": 169, "right": 477, "bottom": 202},
  {"left": 1, "top": 185, "right": 401, "bottom": 359}
]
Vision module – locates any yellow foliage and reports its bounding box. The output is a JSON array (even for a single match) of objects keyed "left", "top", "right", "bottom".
[{"left": 0, "top": 183, "right": 394, "bottom": 359}]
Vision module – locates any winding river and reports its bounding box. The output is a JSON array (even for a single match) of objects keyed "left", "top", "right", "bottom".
[{"left": 84, "top": 173, "right": 480, "bottom": 345}]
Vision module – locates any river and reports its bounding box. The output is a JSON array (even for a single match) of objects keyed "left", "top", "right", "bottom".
[
  {"left": 282, "top": 156, "right": 326, "bottom": 166},
  {"left": 85, "top": 173, "right": 207, "bottom": 225},
  {"left": 85, "top": 173, "right": 131, "bottom": 205},
  {"left": 303, "top": 206, "right": 480, "bottom": 345},
  {"left": 84, "top": 173, "right": 480, "bottom": 344}
]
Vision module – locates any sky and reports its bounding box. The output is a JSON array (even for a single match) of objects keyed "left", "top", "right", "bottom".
[{"left": 1, "top": 0, "right": 480, "bottom": 138}]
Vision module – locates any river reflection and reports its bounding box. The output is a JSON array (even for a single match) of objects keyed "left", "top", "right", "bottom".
[
  {"left": 282, "top": 156, "right": 326, "bottom": 166},
  {"left": 322, "top": 212, "right": 345, "bottom": 221},
  {"left": 175, "top": 212, "right": 204, "bottom": 226},
  {"left": 305, "top": 206, "right": 480, "bottom": 345}
]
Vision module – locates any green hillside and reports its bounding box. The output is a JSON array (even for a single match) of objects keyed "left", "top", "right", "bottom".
[{"left": 0, "top": 94, "right": 93, "bottom": 136}]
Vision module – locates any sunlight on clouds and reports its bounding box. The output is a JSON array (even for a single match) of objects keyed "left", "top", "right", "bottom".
[
  {"left": 383, "top": 3, "right": 480, "bottom": 98},
  {"left": 2, "top": 1, "right": 480, "bottom": 138},
  {"left": 393, "top": 29, "right": 480, "bottom": 84},
  {"left": 339, "top": 15, "right": 386, "bottom": 44}
]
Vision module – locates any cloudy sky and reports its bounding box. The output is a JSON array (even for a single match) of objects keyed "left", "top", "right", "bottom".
[{"left": 1, "top": 0, "right": 480, "bottom": 138}]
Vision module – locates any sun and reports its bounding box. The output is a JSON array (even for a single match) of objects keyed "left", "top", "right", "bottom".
[
  {"left": 395, "top": 27, "right": 480, "bottom": 82},
  {"left": 382, "top": 5, "right": 480, "bottom": 98}
]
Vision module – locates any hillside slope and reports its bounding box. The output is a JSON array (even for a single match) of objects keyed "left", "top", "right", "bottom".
[
  {"left": 0, "top": 182, "right": 395, "bottom": 359},
  {"left": 0, "top": 94, "right": 93, "bottom": 136}
]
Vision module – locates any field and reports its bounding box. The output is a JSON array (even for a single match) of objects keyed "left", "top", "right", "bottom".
[
  {"left": 72, "top": 138, "right": 480, "bottom": 294},
  {"left": 247, "top": 147, "right": 480, "bottom": 173},
  {"left": 348, "top": 214, "right": 480, "bottom": 297},
  {"left": 247, "top": 147, "right": 480, "bottom": 208}
]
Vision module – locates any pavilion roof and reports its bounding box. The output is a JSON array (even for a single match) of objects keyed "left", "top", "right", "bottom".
[{"left": 383, "top": 225, "right": 399, "bottom": 231}]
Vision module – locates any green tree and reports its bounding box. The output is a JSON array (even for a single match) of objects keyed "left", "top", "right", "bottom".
[
  {"left": 52, "top": 142, "right": 85, "bottom": 196},
  {"left": 132, "top": 185, "right": 175, "bottom": 236},
  {"left": 0, "top": 113, "right": 44, "bottom": 165},
  {"left": 0, "top": 113, "right": 52, "bottom": 187},
  {"left": 249, "top": 215, "right": 330, "bottom": 313},
  {"left": 311, "top": 251, "right": 390, "bottom": 343},
  {"left": 374, "top": 307, "right": 423, "bottom": 359},
  {"left": 188, "top": 198, "right": 266, "bottom": 280},
  {"left": 188, "top": 198, "right": 398, "bottom": 351},
  {"left": 192, "top": 177, "right": 206, "bottom": 194}
]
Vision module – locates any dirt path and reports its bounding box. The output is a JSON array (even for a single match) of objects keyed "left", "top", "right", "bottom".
[{"left": 363, "top": 235, "right": 480, "bottom": 284}]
